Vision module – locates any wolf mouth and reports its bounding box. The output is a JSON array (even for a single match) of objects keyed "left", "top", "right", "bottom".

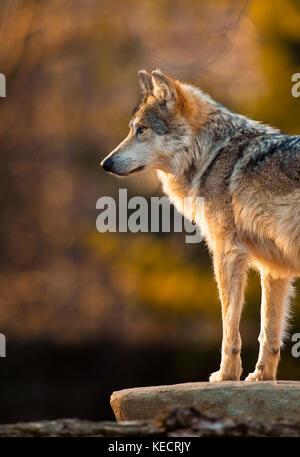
[
  {"left": 115, "top": 165, "right": 145, "bottom": 176},
  {"left": 128, "top": 165, "right": 145, "bottom": 174}
]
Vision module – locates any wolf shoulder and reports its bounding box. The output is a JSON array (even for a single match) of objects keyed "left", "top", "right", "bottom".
[{"left": 230, "top": 133, "right": 300, "bottom": 197}]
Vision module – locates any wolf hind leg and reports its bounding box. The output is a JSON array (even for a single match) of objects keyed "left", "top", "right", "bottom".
[{"left": 245, "top": 271, "right": 293, "bottom": 382}]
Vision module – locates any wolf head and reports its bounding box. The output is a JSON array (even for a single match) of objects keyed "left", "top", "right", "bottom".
[{"left": 101, "top": 70, "right": 213, "bottom": 176}]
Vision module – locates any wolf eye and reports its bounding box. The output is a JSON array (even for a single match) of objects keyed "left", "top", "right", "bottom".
[{"left": 137, "top": 125, "right": 147, "bottom": 135}]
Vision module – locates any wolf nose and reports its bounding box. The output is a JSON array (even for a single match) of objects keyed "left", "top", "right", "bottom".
[{"left": 101, "top": 157, "right": 114, "bottom": 172}]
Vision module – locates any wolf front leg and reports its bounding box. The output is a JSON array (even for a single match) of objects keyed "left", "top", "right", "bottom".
[
  {"left": 209, "top": 247, "right": 248, "bottom": 382},
  {"left": 245, "top": 272, "right": 293, "bottom": 382}
]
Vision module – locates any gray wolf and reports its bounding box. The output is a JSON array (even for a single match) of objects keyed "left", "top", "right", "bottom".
[{"left": 101, "top": 70, "right": 300, "bottom": 381}]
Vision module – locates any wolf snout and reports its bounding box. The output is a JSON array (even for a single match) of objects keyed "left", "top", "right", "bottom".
[{"left": 101, "top": 157, "right": 114, "bottom": 172}]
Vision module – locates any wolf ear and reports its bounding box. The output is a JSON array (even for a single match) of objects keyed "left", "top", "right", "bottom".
[
  {"left": 138, "top": 70, "right": 153, "bottom": 94},
  {"left": 151, "top": 70, "right": 176, "bottom": 102}
]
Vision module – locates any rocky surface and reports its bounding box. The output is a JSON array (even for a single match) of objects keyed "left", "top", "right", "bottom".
[
  {"left": 0, "top": 417, "right": 163, "bottom": 437},
  {"left": 1, "top": 406, "right": 300, "bottom": 437},
  {"left": 110, "top": 381, "right": 300, "bottom": 422},
  {"left": 2, "top": 381, "right": 300, "bottom": 437}
]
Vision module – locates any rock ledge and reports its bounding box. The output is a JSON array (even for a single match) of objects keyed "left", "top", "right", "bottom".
[{"left": 110, "top": 381, "right": 300, "bottom": 422}]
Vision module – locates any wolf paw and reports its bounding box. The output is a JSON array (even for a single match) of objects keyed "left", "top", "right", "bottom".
[
  {"left": 245, "top": 370, "right": 276, "bottom": 382},
  {"left": 209, "top": 370, "right": 240, "bottom": 382},
  {"left": 209, "top": 371, "right": 223, "bottom": 382}
]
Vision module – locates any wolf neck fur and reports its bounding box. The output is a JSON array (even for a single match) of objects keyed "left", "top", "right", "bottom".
[
  {"left": 157, "top": 85, "right": 278, "bottom": 220},
  {"left": 158, "top": 89, "right": 277, "bottom": 195}
]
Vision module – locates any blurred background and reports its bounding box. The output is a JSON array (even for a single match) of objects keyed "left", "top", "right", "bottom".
[{"left": 0, "top": 0, "right": 300, "bottom": 422}]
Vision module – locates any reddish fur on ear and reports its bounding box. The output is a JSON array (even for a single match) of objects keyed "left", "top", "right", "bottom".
[
  {"left": 173, "top": 81, "right": 213, "bottom": 131},
  {"left": 151, "top": 70, "right": 213, "bottom": 130}
]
